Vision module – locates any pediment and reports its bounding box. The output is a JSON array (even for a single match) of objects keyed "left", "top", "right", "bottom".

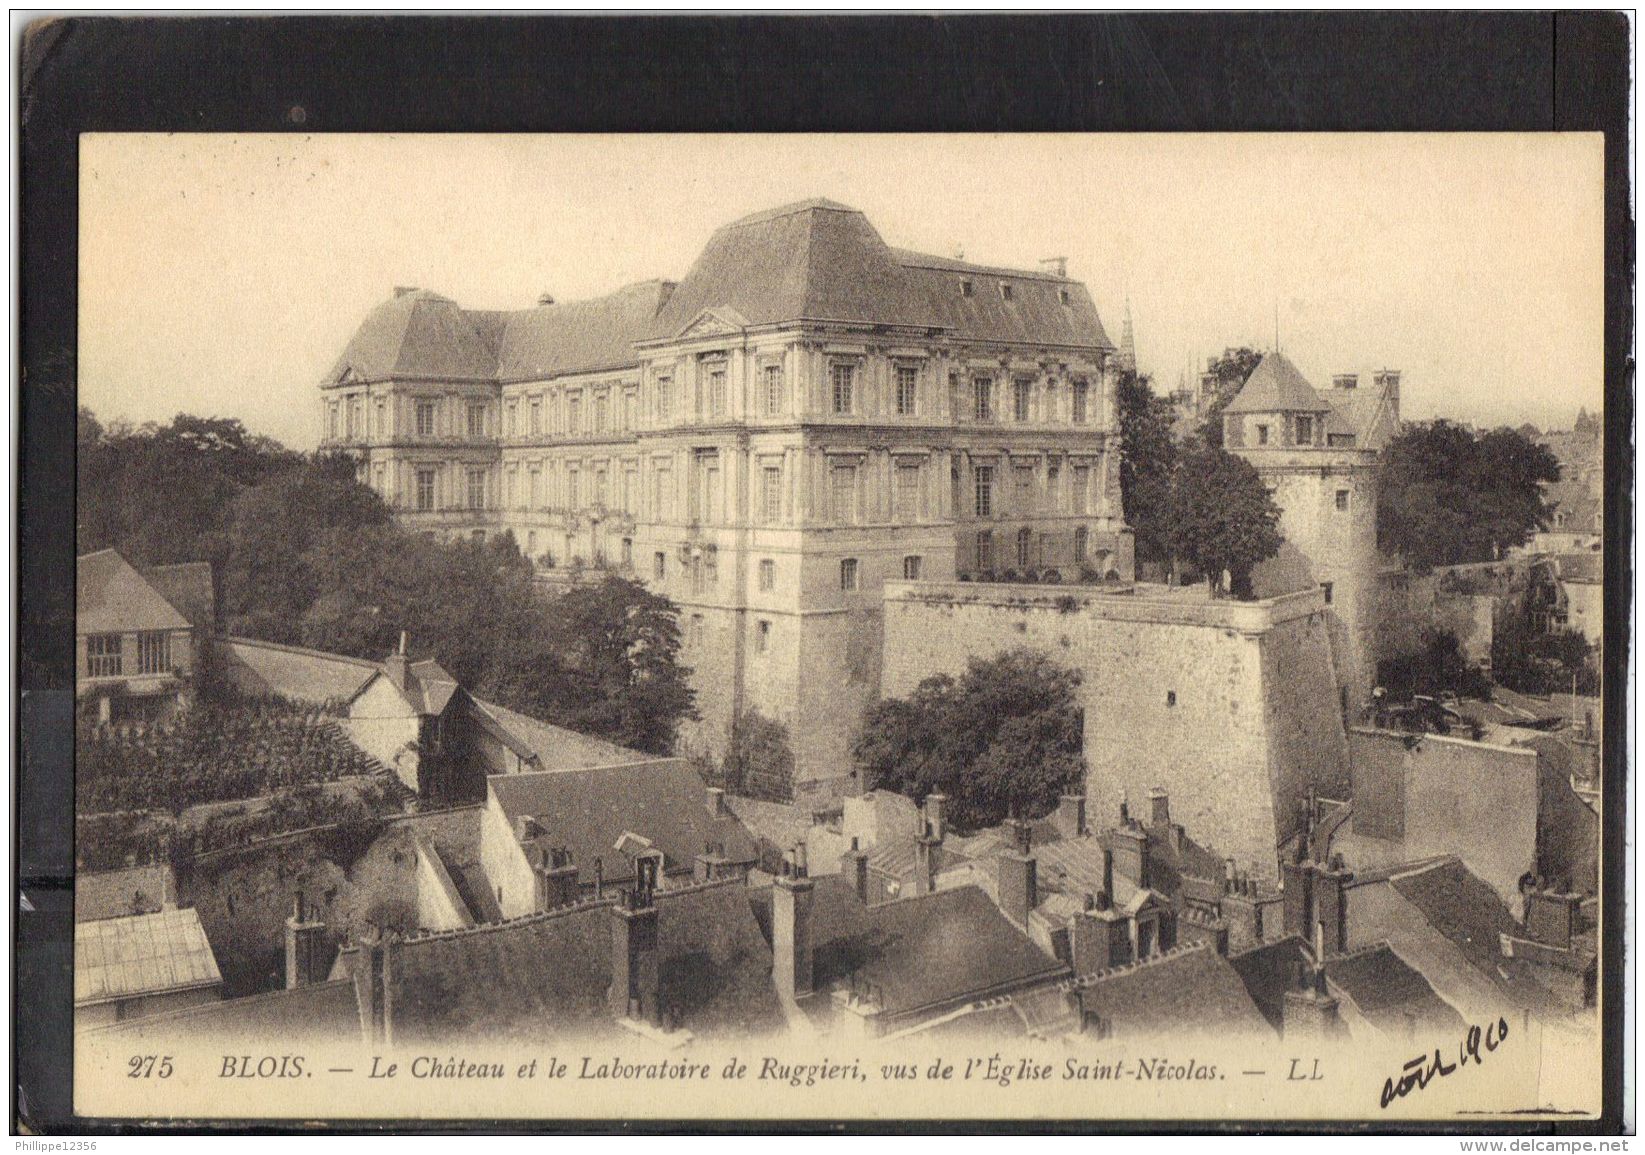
[{"left": 677, "top": 306, "right": 751, "bottom": 340}]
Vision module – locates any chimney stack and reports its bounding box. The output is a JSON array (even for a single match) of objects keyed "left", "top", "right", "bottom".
[
  {"left": 1282, "top": 960, "right": 1342, "bottom": 1041},
  {"left": 1332, "top": 373, "right": 1359, "bottom": 391},
  {"left": 284, "top": 891, "right": 327, "bottom": 989},
  {"left": 1070, "top": 892, "right": 1132, "bottom": 975},
  {"left": 1108, "top": 823, "right": 1150, "bottom": 890},
  {"left": 999, "top": 832, "right": 1039, "bottom": 930},
  {"left": 706, "top": 786, "right": 727, "bottom": 818},
  {"left": 345, "top": 925, "right": 395, "bottom": 1047},
  {"left": 694, "top": 841, "right": 732, "bottom": 884},
  {"left": 773, "top": 852, "right": 816, "bottom": 1001},
  {"left": 385, "top": 632, "right": 410, "bottom": 690},
  {"left": 1281, "top": 851, "right": 1314, "bottom": 942},
  {"left": 537, "top": 291, "right": 556, "bottom": 306},
  {"left": 1148, "top": 787, "right": 1171, "bottom": 830},
  {"left": 914, "top": 798, "right": 946, "bottom": 896},
  {"left": 1039, "top": 256, "right": 1068, "bottom": 278},
  {"left": 1054, "top": 793, "right": 1088, "bottom": 839},
  {"left": 1312, "top": 854, "right": 1353, "bottom": 957},
  {"left": 840, "top": 837, "right": 871, "bottom": 904},
  {"left": 533, "top": 846, "right": 579, "bottom": 911},
  {"left": 608, "top": 862, "right": 662, "bottom": 1024},
  {"left": 1523, "top": 887, "right": 1583, "bottom": 950},
  {"left": 924, "top": 793, "right": 948, "bottom": 842}
]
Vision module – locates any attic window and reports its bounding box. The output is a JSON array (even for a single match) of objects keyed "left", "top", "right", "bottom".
[
  {"left": 999, "top": 283, "right": 1014, "bottom": 301},
  {"left": 961, "top": 280, "right": 974, "bottom": 298},
  {"left": 1059, "top": 289, "right": 1071, "bottom": 306}
]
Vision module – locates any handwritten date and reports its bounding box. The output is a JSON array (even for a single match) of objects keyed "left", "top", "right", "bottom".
[{"left": 1379, "top": 1017, "right": 1509, "bottom": 1108}]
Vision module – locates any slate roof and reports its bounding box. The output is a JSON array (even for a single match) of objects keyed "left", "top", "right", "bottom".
[
  {"left": 219, "top": 636, "right": 380, "bottom": 703},
  {"left": 139, "top": 562, "right": 216, "bottom": 631},
  {"left": 1224, "top": 352, "right": 1331, "bottom": 415},
  {"left": 487, "top": 760, "right": 757, "bottom": 883},
  {"left": 76, "top": 865, "right": 174, "bottom": 923},
  {"left": 471, "top": 696, "right": 648, "bottom": 771},
  {"left": 1317, "top": 386, "right": 1398, "bottom": 449},
  {"left": 1388, "top": 859, "right": 1521, "bottom": 979},
  {"left": 81, "top": 979, "right": 362, "bottom": 1045},
  {"left": 1325, "top": 943, "right": 1466, "bottom": 1036},
  {"left": 75, "top": 908, "right": 222, "bottom": 1005},
  {"left": 497, "top": 281, "right": 675, "bottom": 380},
  {"left": 77, "top": 550, "right": 192, "bottom": 636},
  {"left": 752, "top": 878, "right": 1067, "bottom": 1019},
  {"left": 1228, "top": 936, "right": 1312, "bottom": 1033},
  {"left": 385, "top": 878, "right": 785, "bottom": 1043},
  {"left": 324, "top": 289, "right": 500, "bottom": 384},
  {"left": 349, "top": 657, "right": 460, "bottom": 717},
  {"left": 1074, "top": 943, "right": 1274, "bottom": 1040}
]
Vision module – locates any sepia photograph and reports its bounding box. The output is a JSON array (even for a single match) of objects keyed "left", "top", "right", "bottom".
[{"left": 54, "top": 128, "right": 1615, "bottom": 1125}]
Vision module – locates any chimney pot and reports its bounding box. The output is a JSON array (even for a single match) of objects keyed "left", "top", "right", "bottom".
[
  {"left": 1148, "top": 787, "right": 1170, "bottom": 829},
  {"left": 706, "top": 786, "right": 727, "bottom": 818}
]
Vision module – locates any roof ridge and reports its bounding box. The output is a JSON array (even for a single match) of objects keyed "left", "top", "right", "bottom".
[
  {"left": 222, "top": 635, "right": 382, "bottom": 670},
  {"left": 724, "top": 198, "right": 860, "bottom": 229},
  {"left": 890, "top": 247, "right": 1072, "bottom": 283},
  {"left": 1065, "top": 940, "right": 1212, "bottom": 989}
]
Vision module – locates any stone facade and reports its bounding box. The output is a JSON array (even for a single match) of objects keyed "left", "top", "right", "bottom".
[
  {"left": 880, "top": 581, "right": 1350, "bottom": 877},
  {"left": 319, "top": 199, "right": 1130, "bottom": 789}
]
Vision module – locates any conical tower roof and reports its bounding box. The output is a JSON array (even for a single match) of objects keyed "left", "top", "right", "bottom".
[{"left": 1223, "top": 351, "right": 1330, "bottom": 414}]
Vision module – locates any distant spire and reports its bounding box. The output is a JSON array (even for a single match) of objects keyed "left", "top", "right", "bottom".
[{"left": 1117, "top": 298, "right": 1137, "bottom": 374}]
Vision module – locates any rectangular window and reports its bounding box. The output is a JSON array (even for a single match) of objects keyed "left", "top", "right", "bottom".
[
  {"left": 621, "top": 538, "right": 633, "bottom": 568},
  {"left": 1295, "top": 415, "right": 1313, "bottom": 445},
  {"left": 567, "top": 469, "right": 580, "bottom": 509},
  {"left": 707, "top": 368, "right": 727, "bottom": 416},
  {"left": 999, "top": 282, "right": 1014, "bottom": 301},
  {"left": 1335, "top": 489, "right": 1350, "bottom": 511},
  {"left": 973, "top": 376, "right": 993, "bottom": 421},
  {"left": 595, "top": 394, "right": 609, "bottom": 434},
  {"left": 831, "top": 363, "right": 855, "bottom": 415},
  {"left": 414, "top": 467, "right": 436, "bottom": 511},
  {"left": 653, "top": 468, "right": 669, "bottom": 519},
  {"left": 134, "top": 631, "right": 170, "bottom": 677},
  {"left": 756, "top": 620, "right": 771, "bottom": 653},
  {"left": 758, "top": 559, "right": 775, "bottom": 591},
  {"left": 656, "top": 376, "right": 672, "bottom": 420},
  {"left": 596, "top": 470, "right": 610, "bottom": 510},
  {"left": 1014, "top": 467, "right": 1035, "bottom": 514},
  {"left": 764, "top": 364, "right": 784, "bottom": 417},
  {"left": 526, "top": 530, "right": 538, "bottom": 556},
  {"left": 654, "top": 552, "right": 666, "bottom": 580},
  {"left": 895, "top": 365, "right": 919, "bottom": 416},
  {"left": 839, "top": 558, "right": 859, "bottom": 592},
  {"left": 895, "top": 463, "right": 921, "bottom": 523},
  {"left": 568, "top": 396, "right": 582, "bottom": 435},
  {"left": 87, "top": 633, "right": 122, "bottom": 677},
  {"left": 902, "top": 555, "right": 922, "bottom": 581},
  {"left": 376, "top": 399, "right": 387, "bottom": 436},
  {"left": 1322, "top": 581, "right": 1334, "bottom": 605},
  {"left": 346, "top": 401, "right": 359, "bottom": 440},
  {"left": 976, "top": 531, "right": 994, "bottom": 571},
  {"left": 705, "top": 548, "right": 720, "bottom": 588},
  {"left": 415, "top": 401, "right": 436, "bottom": 438},
  {"left": 528, "top": 468, "right": 541, "bottom": 509},
  {"left": 624, "top": 467, "right": 638, "bottom": 515},
  {"left": 974, "top": 465, "right": 994, "bottom": 517},
  {"left": 1072, "top": 379, "right": 1089, "bottom": 424},
  {"left": 374, "top": 463, "right": 386, "bottom": 495},
  {"left": 1014, "top": 378, "right": 1032, "bottom": 422},
  {"left": 1256, "top": 424, "right": 1269, "bottom": 445},
  {"left": 327, "top": 404, "right": 339, "bottom": 441},
  {"left": 467, "top": 403, "right": 486, "bottom": 438},
  {"left": 1046, "top": 465, "right": 1061, "bottom": 511},
  {"left": 832, "top": 465, "right": 857, "bottom": 524},
  {"left": 1074, "top": 526, "right": 1089, "bottom": 563},
  {"left": 1016, "top": 527, "right": 1033, "bottom": 568},
  {"left": 466, "top": 469, "right": 486, "bottom": 510},
  {"left": 530, "top": 397, "right": 542, "bottom": 436},
  {"left": 761, "top": 465, "right": 783, "bottom": 524},
  {"left": 1072, "top": 466, "right": 1090, "bottom": 515},
  {"left": 506, "top": 400, "right": 518, "bottom": 436},
  {"left": 623, "top": 390, "right": 636, "bottom": 432}
]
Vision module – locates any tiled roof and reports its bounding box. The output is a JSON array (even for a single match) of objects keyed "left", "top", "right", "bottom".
[
  {"left": 487, "top": 760, "right": 757, "bottom": 883},
  {"left": 1317, "top": 387, "right": 1398, "bottom": 449},
  {"left": 1388, "top": 859, "right": 1521, "bottom": 979},
  {"left": 386, "top": 879, "right": 784, "bottom": 1043},
  {"left": 1075, "top": 943, "right": 1274, "bottom": 1039},
  {"left": 79, "top": 979, "right": 360, "bottom": 1045},
  {"left": 139, "top": 561, "right": 216, "bottom": 631},
  {"left": 75, "top": 907, "right": 222, "bottom": 1005},
  {"left": 219, "top": 636, "right": 380, "bottom": 703},
  {"left": 1228, "top": 936, "right": 1311, "bottom": 1032},
  {"left": 77, "top": 550, "right": 191, "bottom": 636},
  {"left": 1224, "top": 352, "right": 1330, "bottom": 415},
  {"left": 406, "top": 658, "right": 458, "bottom": 715},
  {"left": 753, "top": 878, "right": 1067, "bottom": 1018},
  {"left": 1325, "top": 943, "right": 1466, "bottom": 1036},
  {"left": 471, "top": 696, "right": 648, "bottom": 771},
  {"left": 76, "top": 865, "right": 174, "bottom": 923},
  {"left": 497, "top": 281, "right": 675, "bottom": 380}
]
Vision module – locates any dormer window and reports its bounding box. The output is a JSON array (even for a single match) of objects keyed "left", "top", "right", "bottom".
[
  {"left": 1000, "top": 283, "right": 1014, "bottom": 301},
  {"left": 961, "top": 280, "right": 974, "bottom": 298},
  {"left": 1059, "top": 289, "right": 1071, "bottom": 306},
  {"left": 1295, "top": 415, "right": 1314, "bottom": 445},
  {"left": 1256, "top": 424, "right": 1269, "bottom": 446}
]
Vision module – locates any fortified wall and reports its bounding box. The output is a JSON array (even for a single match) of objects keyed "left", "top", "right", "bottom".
[{"left": 880, "top": 581, "right": 1350, "bottom": 877}]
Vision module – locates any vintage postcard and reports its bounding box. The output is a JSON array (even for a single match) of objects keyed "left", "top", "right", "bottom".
[{"left": 66, "top": 132, "right": 1608, "bottom": 1123}]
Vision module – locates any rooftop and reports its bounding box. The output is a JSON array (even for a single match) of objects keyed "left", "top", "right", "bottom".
[
  {"left": 1074, "top": 942, "right": 1274, "bottom": 1040},
  {"left": 79, "top": 979, "right": 360, "bottom": 1045},
  {"left": 77, "top": 549, "right": 192, "bottom": 637},
  {"left": 1224, "top": 351, "right": 1331, "bottom": 415},
  {"left": 76, "top": 864, "right": 175, "bottom": 923},
  {"left": 471, "top": 696, "right": 648, "bottom": 771},
  {"left": 75, "top": 907, "right": 222, "bottom": 1006}
]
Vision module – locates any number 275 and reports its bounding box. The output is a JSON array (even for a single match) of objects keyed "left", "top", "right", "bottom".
[{"left": 127, "top": 1055, "right": 173, "bottom": 1078}]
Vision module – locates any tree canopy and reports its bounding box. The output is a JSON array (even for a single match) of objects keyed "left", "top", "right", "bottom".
[
  {"left": 853, "top": 649, "right": 1085, "bottom": 831},
  {"left": 1165, "top": 445, "right": 1284, "bottom": 598},
  {"left": 78, "top": 408, "right": 698, "bottom": 755},
  {"left": 1378, "top": 421, "right": 1560, "bottom": 570},
  {"left": 1196, "top": 346, "right": 1264, "bottom": 448},
  {"left": 1115, "top": 369, "right": 1180, "bottom": 566}
]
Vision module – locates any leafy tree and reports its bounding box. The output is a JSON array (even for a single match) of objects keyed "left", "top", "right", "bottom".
[
  {"left": 720, "top": 708, "right": 796, "bottom": 801},
  {"left": 1379, "top": 422, "right": 1560, "bottom": 570},
  {"left": 853, "top": 649, "right": 1085, "bottom": 831},
  {"left": 1492, "top": 602, "right": 1600, "bottom": 696},
  {"left": 1165, "top": 445, "right": 1283, "bottom": 598},
  {"left": 1197, "top": 346, "right": 1264, "bottom": 448},
  {"left": 1375, "top": 630, "right": 1492, "bottom": 702},
  {"left": 1115, "top": 369, "right": 1179, "bottom": 565}
]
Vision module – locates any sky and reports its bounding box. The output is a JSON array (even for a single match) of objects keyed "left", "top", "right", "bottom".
[{"left": 79, "top": 133, "right": 1605, "bottom": 451}]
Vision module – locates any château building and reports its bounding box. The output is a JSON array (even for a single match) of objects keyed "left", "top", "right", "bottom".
[{"left": 319, "top": 199, "right": 1131, "bottom": 787}]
